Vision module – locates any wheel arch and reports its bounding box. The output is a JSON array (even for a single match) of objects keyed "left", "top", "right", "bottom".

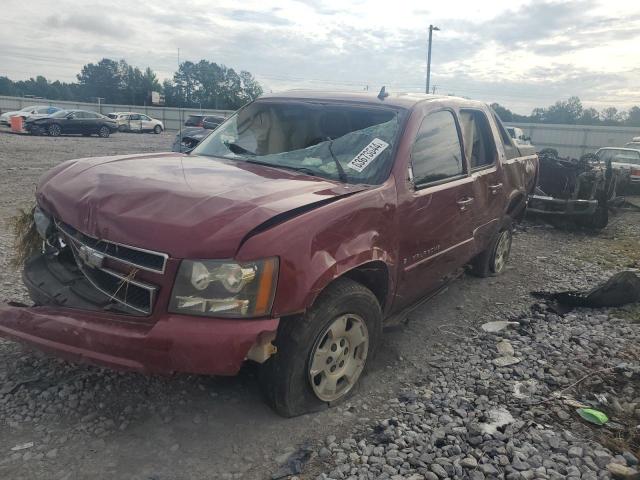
[
  {"left": 505, "top": 190, "right": 526, "bottom": 222},
  {"left": 303, "top": 260, "right": 393, "bottom": 315}
]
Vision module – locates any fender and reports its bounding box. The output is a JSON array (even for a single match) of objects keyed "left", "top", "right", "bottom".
[{"left": 236, "top": 181, "right": 399, "bottom": 318}]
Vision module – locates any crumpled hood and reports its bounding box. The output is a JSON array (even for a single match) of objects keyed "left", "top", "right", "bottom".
[{"left": 37, "top": 152, "right": 365, "bottom": 258}]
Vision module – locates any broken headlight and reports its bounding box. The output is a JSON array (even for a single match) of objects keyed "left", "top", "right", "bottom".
[{"left": 168, "top": 258, "right": 278, "bottom": 318}]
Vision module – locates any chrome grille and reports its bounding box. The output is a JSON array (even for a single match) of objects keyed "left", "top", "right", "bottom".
[
  {"left": 56, "top": 221, "right": 162, "bottom": 315},
  {"left": 56, "top": 221, "right": 168, "bottom": 273}
]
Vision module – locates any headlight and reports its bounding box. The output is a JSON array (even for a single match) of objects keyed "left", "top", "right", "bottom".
[{"left": 169, "top": 258, "right": 278, "bottom": 318}]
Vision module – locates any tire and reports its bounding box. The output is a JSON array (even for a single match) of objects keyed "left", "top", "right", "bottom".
[
  {"left": 48, "top": 124, "right": 62, "bottom": 137},
  {"left": 153, "top": 125, "right": 162, "bottom": 134},
  {"left": 98, "top": 126, "right": 110, "bottom": 138},
  {"left": 259, "top": 277, "right": 382, "bottom": 417},
  {"left": 470, "top": 219, "right": 513, "bottom": 278},
  {"left": 118, "top": 125, "right": 126, "bottom": 132}
]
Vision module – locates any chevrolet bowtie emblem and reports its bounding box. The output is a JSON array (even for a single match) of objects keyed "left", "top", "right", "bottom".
[{"left": 77, "top": 245, "right": 105, "bottom": 268}]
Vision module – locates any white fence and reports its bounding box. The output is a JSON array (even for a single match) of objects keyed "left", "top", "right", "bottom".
[
  {"left": 506, "top": 122, "right": 640, "bottom": 158},
  {"left": 0, "top": 95, "right": 234, "bottom": 132},
  {"left": 2, "top": 95, "right": 639, "bottom": 155}
]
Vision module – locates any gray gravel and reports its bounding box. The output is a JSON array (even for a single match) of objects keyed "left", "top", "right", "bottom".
[{"left": 0, "top": 131, "right": 639, "bottom": 479}]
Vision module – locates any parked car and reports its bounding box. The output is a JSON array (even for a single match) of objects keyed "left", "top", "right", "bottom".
[
  {"left": 0, "top": 91, "right": 538, "bottom": 416},
  {"left": 0, "top": 105, "right": 61, "bottom": 126},
  {"left": 172, "top": 127, "right": 213, "bottom": 152},
  {"left": 107, "top": 112, "right": 164, "bottom": 133},
  {"left": 506, "top": 126, "right": 531, "bottom": 145},
  {"left": 185, "top": 114, "right": 225, "bottom": 128},
  {"left": 25, "top": 109, "right": 118, "bottom": 137},
  {"left": 596, "top": 147, "right": 640, "bottom": 185}
]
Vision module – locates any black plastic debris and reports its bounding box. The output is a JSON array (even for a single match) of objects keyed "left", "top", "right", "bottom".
[{"left": 532, "top": 271, "right": 640, "bottom": 314}]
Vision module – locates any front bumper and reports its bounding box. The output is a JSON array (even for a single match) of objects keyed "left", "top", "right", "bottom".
[
  {"left": 0, "top": 253, "right": 279, "bottom": 375},
  {"left": 0, "top": 304, "right": 279, "bottom": 375},
  {"left": 527, "top": 194, "right": 597, "bottom": 216}
]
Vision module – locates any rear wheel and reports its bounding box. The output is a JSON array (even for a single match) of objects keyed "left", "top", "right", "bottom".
[
  {"left": 118, "top": 125, "right": 126, "bottom": 132},
  {"left": 470, "top": 219, "right": 513, "bottom": 277},
  {"left": 153, "top": 125, "right": 162, "bottom": 134},
  {"left": 259, "top": 277, "right": 382, "bottom": 417},
  {"left": 47, "top": 124, "right": 61, "bottom": 137},
  {"left": 98, "top": 126, "right": 110, "bottom": 138}
]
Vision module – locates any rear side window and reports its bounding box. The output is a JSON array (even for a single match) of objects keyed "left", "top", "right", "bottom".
[
  {"left": 459, "top": 110, "right": 497, "bottom": 169},
  {"left": 491, "top": 112, "right": 520, "bottom": 160},
  {"left": 411, "top": 110, "right": 465, "bottom": 185}
]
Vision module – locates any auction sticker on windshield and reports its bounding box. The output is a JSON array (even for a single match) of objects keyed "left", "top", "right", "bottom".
[{"left": 347, "top": 138, "right": 389, "bottom": 172}]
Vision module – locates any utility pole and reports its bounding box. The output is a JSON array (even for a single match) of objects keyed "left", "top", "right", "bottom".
[
  {"left": 94, "top": 97, "right": 105, "bottom": 114},
  {"left": 426, "top": 25, "right": 440, "bottom": 94}
]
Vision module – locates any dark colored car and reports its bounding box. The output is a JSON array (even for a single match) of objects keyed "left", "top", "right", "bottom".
[
  {"left": 26, "top": 109, "right": 118, "bottom": 138},
  {"left": 0, "top": 91, "right": 537, "bottom": 416},
  {"left": 172, "top": 127, "right": 213, "bottom": 152},
  {"left": 185, "top": 114, "right": 226, "bottom": 128}
]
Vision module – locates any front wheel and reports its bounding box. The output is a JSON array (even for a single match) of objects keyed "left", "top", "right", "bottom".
[
  {"left": 47, "top": 124, "right": 62, "bottom": 137},
  {"left": 98, "top": 126, "right": 110, "bottom": 138},
  {"left": 470, "top": 220, "right": 513, "bottom": 277},
  {"left": 259, "top": 277, "right": 382, "bottom": 417},
  {"left": 153, "top": 125, "right": 162, "bottom": 134}
]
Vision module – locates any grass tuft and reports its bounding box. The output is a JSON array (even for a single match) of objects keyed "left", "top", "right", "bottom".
[{"left": 7, "top": 205, "right": 40, "bottom": 269}]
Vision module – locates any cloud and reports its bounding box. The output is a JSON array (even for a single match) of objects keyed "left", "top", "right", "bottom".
[
  {"left": 225, "top": 9, "right": 292, "bottom": 25},
  {"left": 1, "top": 0, "right": 638, "bottom": 113},
  {"left": 45, "top": 13, "right": 133, "bottom": 37}
]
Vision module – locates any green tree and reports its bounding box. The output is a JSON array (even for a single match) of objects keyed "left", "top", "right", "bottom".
[
  {"left": 578, "top": 107, "right": 600, "bottom": 125},
  {"left": 490, "top": 103, "right": 513, "bottom": 122},
  {"left": 626, "top": 106, "right": 640, "bottom": 127}
]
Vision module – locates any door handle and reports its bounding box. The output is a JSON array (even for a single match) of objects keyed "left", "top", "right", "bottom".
[
  {"left": 489, "top": 183, "right": 504, "bottom": 194},
  {"left": 456, "top": 197, "right": 474, "bottom": 211}
]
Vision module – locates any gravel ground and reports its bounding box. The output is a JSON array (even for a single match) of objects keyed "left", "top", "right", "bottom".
[{"left": 0, "top": 131, "right": 639, "bottom": 479}]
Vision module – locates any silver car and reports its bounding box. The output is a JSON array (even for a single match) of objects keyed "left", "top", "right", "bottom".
[
  {"left": 0, "top": 105, "right": 61, "bottom": 126},
  {"left": 106, "top": 112, "right": 164, "bottom": 133}
]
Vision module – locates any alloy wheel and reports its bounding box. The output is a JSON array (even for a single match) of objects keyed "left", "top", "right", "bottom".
[
  {"left": 308, "top": 314, "right": 369, "bottom": 402},
  {"left": 48, "top": 124, "right": 61, "bottom": 137},
  {"left": 493, "top": 229, "right": 512, "bottom": 273}
]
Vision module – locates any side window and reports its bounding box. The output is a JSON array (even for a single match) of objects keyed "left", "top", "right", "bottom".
[
  {"left": 491, "top": 112, "right": 520, "bottom": 160},
  {"left": 73, "top": 111, "right": 86, "bottom": 119},
  {"left": 140, "top": 115, "right": 150, "bottom": 121},
  {"left": 411, "top": 110, "right": 465, "bottom": 185},
  {"left": 130, "top": 114, "right": 141, "bottom": 120},
  {"left": 459, "top": 110, "right": 497, "bottom": 169}
]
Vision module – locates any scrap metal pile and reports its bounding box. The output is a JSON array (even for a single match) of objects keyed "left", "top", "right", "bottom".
[{"left": 528, "top": 148, "right": 624, "bottom": 229}]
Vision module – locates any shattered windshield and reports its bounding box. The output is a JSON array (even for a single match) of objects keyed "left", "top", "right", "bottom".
[{"left": 193, "top": 100, "right": 405, "bottom": 185}]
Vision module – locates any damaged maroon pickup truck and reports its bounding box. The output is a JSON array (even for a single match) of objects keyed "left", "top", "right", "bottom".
[{"left": 0, "top": 91, "right": 538, "bottom": 416}]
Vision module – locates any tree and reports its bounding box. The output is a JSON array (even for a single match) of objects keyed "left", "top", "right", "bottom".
[
  {"left": 490, "top": 103, "right": 513, "bottom": 122},
  {"left": 626, "top": 106, "right": 640, "bottom": 127},
  {"left": 579, "top": 107, "right": 600, "bottom": 125},
  {"left": 77, "top": 58, "right": 127, "bottom": 103},
  {"left": 165, "top": 60, "right": 263, "bottom": 109},
  {"left": 600, "top": 107, "right": 621, "bottom": 125},
  {"left": 543, "top": 96, "right": 583, "bottom": 124}
]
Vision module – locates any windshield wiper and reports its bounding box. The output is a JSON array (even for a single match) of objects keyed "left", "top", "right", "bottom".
[
  {"left": 326, "top": 141, "right": 348, "bottom": 183},
  {"left": 244, "top": 159, "right": 320, "bottom": 177},
  {"left": 224, "top": 141, "right": 256, "bottom": 156}
]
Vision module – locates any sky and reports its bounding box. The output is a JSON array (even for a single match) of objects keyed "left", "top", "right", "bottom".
[{"left": 1, "top": 0, "right": 639, "bottom": 114}]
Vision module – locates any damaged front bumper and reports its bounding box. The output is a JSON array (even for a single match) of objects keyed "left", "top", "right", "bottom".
[
  {"left": 527, "top": 194, "right": 598, "bottom": 216},
  {"left": 0, "top": 253, "right": 279, "bottom": 376}
]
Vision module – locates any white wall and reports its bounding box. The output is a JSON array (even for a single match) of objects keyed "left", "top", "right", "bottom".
[
  {"left": 506, "top": 122, "right": 640, "bottom": 158},
  {"left": 0, "top": 95, "right": 234, "bottom": 132}
]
